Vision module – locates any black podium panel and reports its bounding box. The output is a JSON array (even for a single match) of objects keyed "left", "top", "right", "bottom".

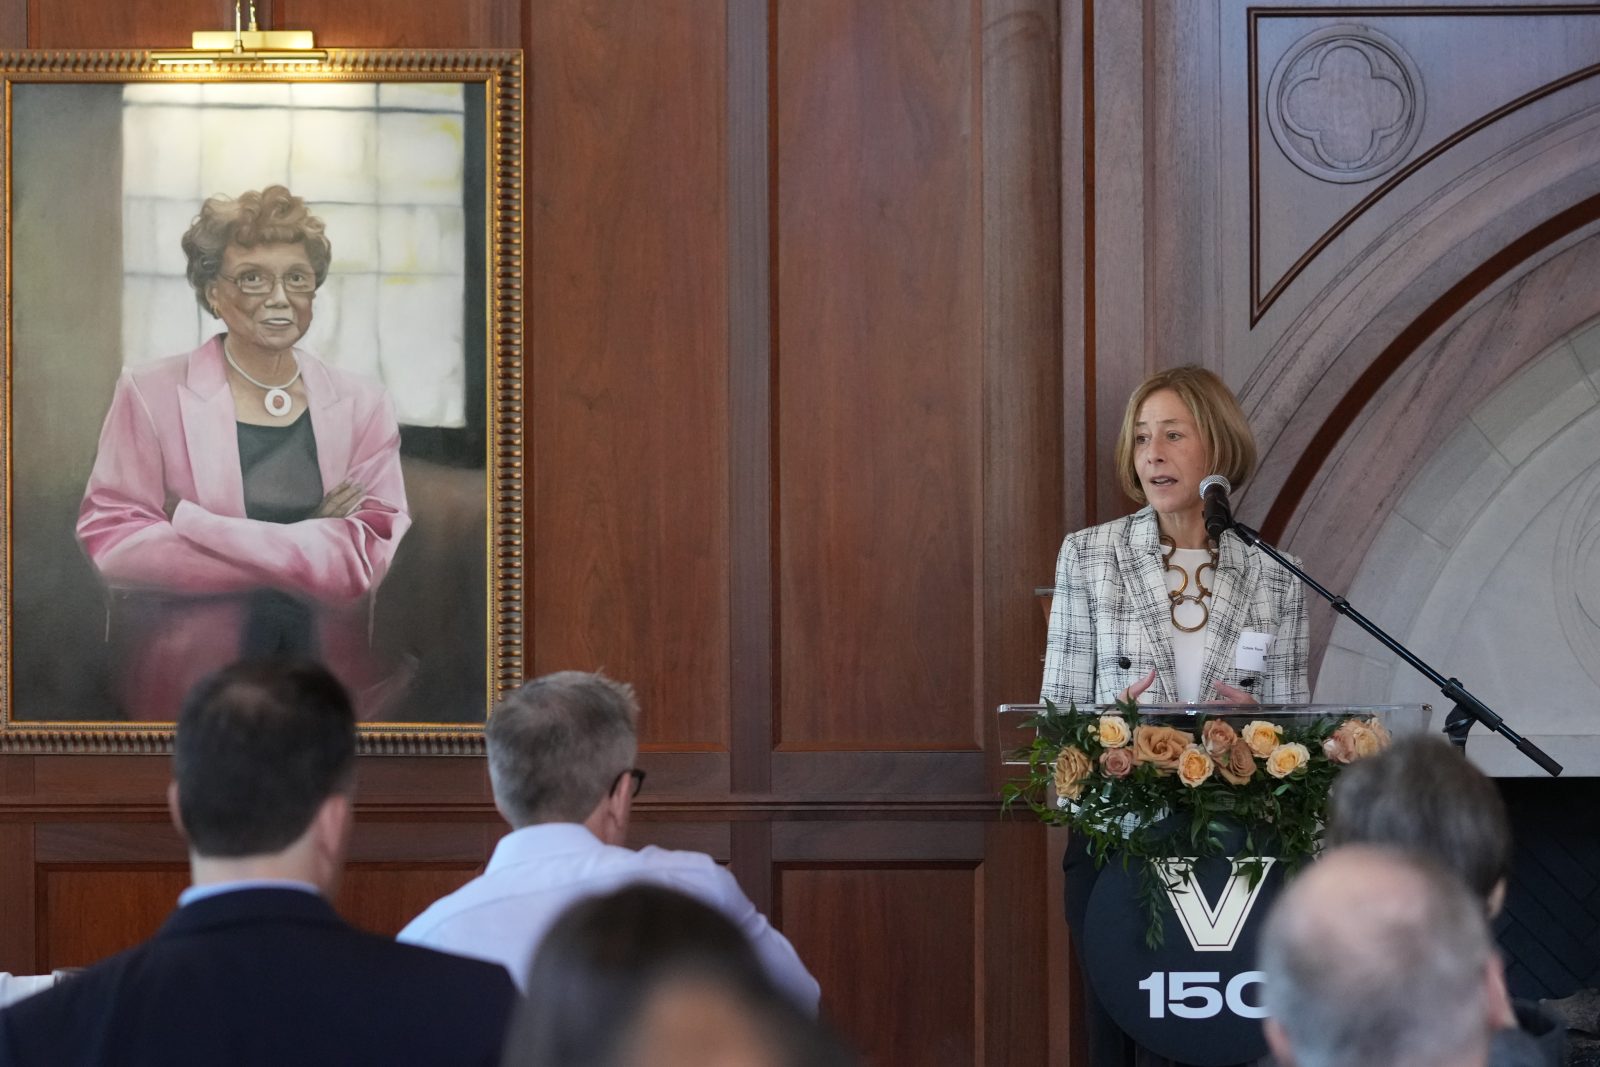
[{"left": 1083, "top": 849, "right": 1284, "bottom": 1066}]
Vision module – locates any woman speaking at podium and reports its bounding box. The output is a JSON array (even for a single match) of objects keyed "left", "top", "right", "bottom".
[{"left": 1040, "top": 365, "right": 1308, "bottom": 1065}]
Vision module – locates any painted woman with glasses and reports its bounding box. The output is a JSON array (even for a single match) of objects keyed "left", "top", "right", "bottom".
[{"left": 77, "top": 186, "right": 411, "bottom": 720}]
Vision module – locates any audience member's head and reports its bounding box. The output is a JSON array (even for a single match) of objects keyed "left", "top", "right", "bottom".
[
  {"left": 602, "top": 973, "right": 851, "bottom": 1067},
  {"left": 170, "top": 658, "right": 357, "bottom": 890},
  {"left": 1261, "top": 846, "right": 1504, "bottom": 1067},
  {"left": 1325, "top": 734, "right": 1512, "bottom": 913},
  {"left": 486, "top": 670, "right": 641, "bottom": 841},
  {"left": 501, "top": 884, "right": 851, "bottom": 1067}
]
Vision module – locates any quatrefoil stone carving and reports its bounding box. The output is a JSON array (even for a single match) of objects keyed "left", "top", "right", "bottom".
[{"left": 1266, "top": 25, "right": 1425, "bottom": 184}]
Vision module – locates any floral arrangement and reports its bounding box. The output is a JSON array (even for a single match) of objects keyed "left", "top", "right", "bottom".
[{"left": 1001, "top": 701, "right": 1392, "bottom": 945}]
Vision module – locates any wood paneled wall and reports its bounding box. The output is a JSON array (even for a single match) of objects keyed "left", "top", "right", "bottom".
[
  {"left": 0, "top": 1, "right": 1059, "bottom": 1064},
  {"left": 6, "top": 2, "right": 1600, "bottom": 1064}
]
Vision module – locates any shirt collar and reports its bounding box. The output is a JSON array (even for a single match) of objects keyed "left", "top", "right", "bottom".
[
  {"left": 486, "top": 822, "right": 605, "bottom": 872},
  {"left": 179, "top": 878, "right": 322, "bottom": 908}
]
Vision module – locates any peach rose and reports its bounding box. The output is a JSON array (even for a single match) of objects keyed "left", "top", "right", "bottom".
[
  {"left": 1100, "top": 747, "right": 1135, "bottom": 780},
  {"left": 1201, "top": 719, "right": 1238, "bottom": 759},
  {"left": 1266, "top": 742, "right": 1310, "bottom": 779},
  {"left": 1133, "top": 725, "right": 1193, "bottom": 773},
  {"left": 1176, "top": 745, "right": 1215, "bottom": 788},
  {"left": 1318, "top": 723, "right": 1369, "bottom": 764},
  {"left": 1346, "top": 721, "right": 1382, "bottom": 759},
  {"left": 1095, "top": 715, "right": 1132, "bottom": 749},
  {"left": 1322, "top": 729, "right": 1354, "bottom": 764},
  {"left": 1217, "top": 739, "right": 1257, "bottom": 786},
  {"left": 1323, "top": 719, "right": 1384, "bottom": 765},
  {"left": 1054, "top": 746, "right": 1094, "bottom": 800},
  {"left": 1365, "top": 716, "right": 1392, "bottom": 749},
  {"left": 1242, "top": 720, "right": 1283, "bottom": 758}
]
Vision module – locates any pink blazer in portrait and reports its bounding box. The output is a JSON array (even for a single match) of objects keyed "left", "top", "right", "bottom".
[{"left": 77, "top": 335, "right": 412, "bottom": 720}]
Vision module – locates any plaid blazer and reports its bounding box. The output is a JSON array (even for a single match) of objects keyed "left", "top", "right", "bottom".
[{"left": 1040, "top": 506, "right": 1309, "bottom": 707}]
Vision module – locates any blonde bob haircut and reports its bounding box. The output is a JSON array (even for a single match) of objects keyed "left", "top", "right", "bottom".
[{"left": 1114, "top": 365, "right": 1257, "bottom": 505}]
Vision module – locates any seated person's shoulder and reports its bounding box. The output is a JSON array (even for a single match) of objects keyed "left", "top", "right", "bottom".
[
  {"left": 628, "top": 845, "right": 743, "bottom": 899},
  {"left": 630, "top": 844, "right": 724, "bottom": 875},
  {"left": 362, "top": 926, "right": 516, "bottom": 988}
]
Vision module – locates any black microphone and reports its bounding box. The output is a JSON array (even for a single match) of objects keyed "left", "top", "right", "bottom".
[{"left": 1199, "top": 475, "right": 1233, "bottom": 539}]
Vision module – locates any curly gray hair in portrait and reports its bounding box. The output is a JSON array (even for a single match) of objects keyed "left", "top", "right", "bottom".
[
  {"left": 486, "top": 670, "right": 640, "bottom": 827},
  {"left": 181, "top": 185, "right": 333, "bottom": 315},
  {"left": 1260, "top": 845, "right": 1495, "bottom": 1067}
]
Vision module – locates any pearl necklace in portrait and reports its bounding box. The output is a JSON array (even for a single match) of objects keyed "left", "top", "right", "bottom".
[{"left": 224, "top": 340, "right": 302, "bottom": 417}]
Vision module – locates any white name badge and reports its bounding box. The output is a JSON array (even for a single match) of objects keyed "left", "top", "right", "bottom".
[{"left": 1236, "top": 631, "right": 1272, "bottom": 673}]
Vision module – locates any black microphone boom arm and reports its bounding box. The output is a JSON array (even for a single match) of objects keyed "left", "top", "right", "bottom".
[{"left": 1226, "top": 520, "right": 1561, "bottom": 777}]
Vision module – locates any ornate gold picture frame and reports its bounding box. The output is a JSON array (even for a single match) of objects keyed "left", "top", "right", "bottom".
[{"left": 0, "top": 50, "right": 523, "bottom": 754}]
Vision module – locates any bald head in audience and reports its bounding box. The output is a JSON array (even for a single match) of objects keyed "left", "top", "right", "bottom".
[{"left": 1260, "top": 846, "right": 1509, "bottom": 1067}]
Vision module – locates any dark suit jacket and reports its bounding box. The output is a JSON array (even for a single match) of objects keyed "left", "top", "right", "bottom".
[{"left": 0, "top": 888, "right": 515, "bottom": 1067}]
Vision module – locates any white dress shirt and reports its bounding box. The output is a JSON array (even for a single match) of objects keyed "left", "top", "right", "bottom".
[
  {"left": 397, "top": 823, "right": 821, "bottom": 1013},
  {"left": 178, "top": 879, "right": 321, "bottom": 907}
]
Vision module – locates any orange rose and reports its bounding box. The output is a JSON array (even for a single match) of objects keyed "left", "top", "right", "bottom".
[
  {"left": 1095, "top": 715, "right": 1132, "bottom": 749},
  {"left": 1132, "top": 725, "right": 1193, "bottom": 773},
  {"left": 1053, "top": 746, "right": 1094, "bottom": 800},
  {"left": 1201, "top": 720, "right": 1238, "bottom": 759},
  {"left": 1218, "top": 739, "right": 1256, "bottom": 786},
  {"left": 1100, "top": 747, "right": 1135, "bottom": 779},
  {"left": 1266, "top": 742, "right": 1310, "bottom": 779},
  {"left": 1242, "top": 720, "right": 1283, "bottom": 758},
  {"left": 1176, "top": 745, "right": 1215, "bottom": 788}
]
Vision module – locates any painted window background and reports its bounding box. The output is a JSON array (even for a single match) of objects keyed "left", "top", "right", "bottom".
[{"left": 118, "top": 81, "right": 467, "bottom": 428}]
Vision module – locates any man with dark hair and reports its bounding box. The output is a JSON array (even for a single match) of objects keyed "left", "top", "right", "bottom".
[
  {"left": 1326, "top": 735, "right": 1564, "bottom": 1067},
  {"left": 1327, "top": 733, "right": 1513, "bottom": 909},
  {"left": 0, "top": 659, "right": 515, "bottom": 1067},
  {"left": 1261, "top": 845, "right": 1511, "bottom": 1067},
  {"left": 399, "top": 670, "right": 820, "bottom": 1012}
]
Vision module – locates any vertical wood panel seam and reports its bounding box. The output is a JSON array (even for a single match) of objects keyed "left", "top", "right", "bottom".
[
  {"left": 1142, "top": 0, "right": 1155, "bottom": 366},
  {"left": 729, "top": 0, "right": 774, "bottom": 792},
  {"left": 521, "top": 2, "right": 536, "bottom": 679},
  {"left": 972, "top": 844, "right": 987, "bottom": 1061},
  {"left": 1081, "top": 0, "right": 1097, "bottom": 523},
  {"left": 972, "top": 0, "right": 987, "bottom": 747},
  {"left": 1212, "top": 2, "right": 1227, "bottom": 367},
  {"left": 766, "top": 0, "right": 783, "bottom": 752}
]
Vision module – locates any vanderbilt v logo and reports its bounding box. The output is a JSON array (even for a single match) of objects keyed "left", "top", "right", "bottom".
[{"left": 1156, "top": 858, "right": 1277, "bottom": 952}]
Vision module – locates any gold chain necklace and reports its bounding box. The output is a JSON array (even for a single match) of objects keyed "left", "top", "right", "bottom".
[{"left": 1160, "top": 535, "right": 1218, "bottom": 633}]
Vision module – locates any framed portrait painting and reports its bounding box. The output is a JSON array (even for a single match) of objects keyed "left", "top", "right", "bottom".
[{"left": 0, "top": 49, "right": 524, "bottom": 752}]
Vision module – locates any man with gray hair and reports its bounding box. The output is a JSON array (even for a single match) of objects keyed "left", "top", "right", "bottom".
[
  {"left": 399, "top": 671, "right": 820, "bottom": 1012},
  {"left": 1260, "top": 845, "right": 1515, "bottom": 1067}
]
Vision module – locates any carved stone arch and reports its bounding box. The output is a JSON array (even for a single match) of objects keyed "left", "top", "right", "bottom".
[
  {"left": 1239, "top": 106, "right": 1600, "bottom": 525},
  {"left": 1260, "top": 221, "right": 1600, "bottom": 683},
  {"left": 1223, "top": 108, "right": 1600, "bottom": 693},
  {"left": 1312, "top": 314, "right": 1600, "bottom": 775}
]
